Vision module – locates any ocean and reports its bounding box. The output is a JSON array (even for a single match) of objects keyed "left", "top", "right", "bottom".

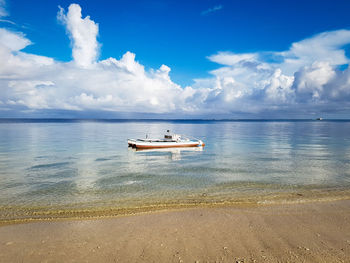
[{"left": 1, "top": 119, "right": 350, "bottom": 223}]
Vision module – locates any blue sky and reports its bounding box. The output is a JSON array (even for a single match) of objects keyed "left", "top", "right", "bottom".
[{"left": 1, "top": 0, "right": 350, "bottom": 118}]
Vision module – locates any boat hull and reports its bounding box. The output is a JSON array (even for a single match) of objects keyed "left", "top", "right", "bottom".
[
  {"left": 128, "top": 139, "right": 205, "bottom": 149},
  {"left": 127, "top": 139, "right": 136, "bottom": 147},
  {"left": 135, "top": 142, "right": 201, "bottom": 149}
]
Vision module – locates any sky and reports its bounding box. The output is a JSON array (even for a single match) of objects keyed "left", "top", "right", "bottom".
[{"left": 1, "top": 0, "right": 350, "bottom": 118}]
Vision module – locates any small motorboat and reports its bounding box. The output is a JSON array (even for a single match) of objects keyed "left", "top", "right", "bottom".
[{"left": 128, "top": 130, "right": 205, "bottom": 149}]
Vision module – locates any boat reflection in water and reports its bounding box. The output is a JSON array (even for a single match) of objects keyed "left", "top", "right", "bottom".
[{"left": 129, "top": 146, "right": 204, "bottom": 161}]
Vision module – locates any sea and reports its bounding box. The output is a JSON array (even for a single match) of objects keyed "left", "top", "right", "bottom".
[{"left": 1, "top": 119, "right": 350, "bottom": 223}]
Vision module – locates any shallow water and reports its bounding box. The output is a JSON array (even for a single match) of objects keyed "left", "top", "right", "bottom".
[{"left": 1, "top": 120, "right": 350, "bottom": 222}]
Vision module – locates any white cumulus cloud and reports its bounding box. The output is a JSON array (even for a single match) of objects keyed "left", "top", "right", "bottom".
[
  {"left": 190, "top": 30, "right": 350, "bottom": 116},
  {"left": 57, "top": 4, "right": 99, "bottom": 68},
  {"left": 0, "top": 4, "right": 185, "bottom": 115}
]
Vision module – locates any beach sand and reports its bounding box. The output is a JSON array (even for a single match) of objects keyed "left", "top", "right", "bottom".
[{"left": 0, "top": 200, "right": 350, "bottom": 263}]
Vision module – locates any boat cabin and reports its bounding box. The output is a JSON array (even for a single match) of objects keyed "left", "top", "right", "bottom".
[{"left": 164, "top": 130, "right": 181, "bottom": 141}]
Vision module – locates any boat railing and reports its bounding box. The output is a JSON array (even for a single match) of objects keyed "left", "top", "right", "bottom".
[
  {"left": 137, "top": 138, "right": 178, "bottom": 142},
  {"left": 136, "top": 132, "right": 200, "bottom": 142}
]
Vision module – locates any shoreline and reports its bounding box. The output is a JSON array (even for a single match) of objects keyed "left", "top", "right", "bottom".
[
  {"left": 1, "top": 199, "right": 350, "bottom": 262},
  {"left": 2, "top": 187, "right": 350, "bottom": 226}
]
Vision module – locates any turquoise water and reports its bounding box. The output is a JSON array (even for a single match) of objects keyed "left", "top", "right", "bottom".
[{"left": 1, "top": 120, "right": 350, "bottom": 221}]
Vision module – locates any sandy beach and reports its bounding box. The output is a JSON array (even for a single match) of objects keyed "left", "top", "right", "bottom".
[{"left": 0, "top": 200, "right": 349, "bottom": 263}]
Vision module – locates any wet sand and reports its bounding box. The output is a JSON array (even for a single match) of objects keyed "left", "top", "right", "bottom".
[{"left": 1, "top": 200, "right": 350, "bottom": 263}]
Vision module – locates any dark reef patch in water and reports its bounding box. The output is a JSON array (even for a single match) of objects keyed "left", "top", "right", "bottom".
[
  {"left": 30, "top": 162, "right": 71, "bottom": 169},
  {"left": 95, "top": 158, "right": 112, "bottom": 162}
]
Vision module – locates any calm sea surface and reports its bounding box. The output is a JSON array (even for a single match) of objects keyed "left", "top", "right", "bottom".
[{"left": 1, "top": 120, "right": 350, "bottom": 222}]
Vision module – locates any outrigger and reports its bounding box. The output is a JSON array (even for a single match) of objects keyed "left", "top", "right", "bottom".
[{"left": 128, "top": 130, "right": 205, "bottom": 149}]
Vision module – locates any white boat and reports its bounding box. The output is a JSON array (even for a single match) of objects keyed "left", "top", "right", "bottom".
[{"left": 128, "top": 130, "right": 205, "bottom": 149}]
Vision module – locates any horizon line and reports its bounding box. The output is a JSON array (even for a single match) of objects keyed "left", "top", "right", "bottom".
[{"left": 0, "top": 118, "right": 349, "bottom": 122}]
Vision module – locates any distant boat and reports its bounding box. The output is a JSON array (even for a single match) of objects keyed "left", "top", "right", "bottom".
[
  {"left": 316, "top": 117, "right": 323, "bottom": 121},
  {"left": 128, "top": 130, "right": 205, "bottom": 149}
]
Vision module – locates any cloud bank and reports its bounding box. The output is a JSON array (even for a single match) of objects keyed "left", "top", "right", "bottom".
[
  {"left": 197, "top": 30, "right": 350, "bottom": 116},
  {"left": 0, "top": 3, "right": 350, "bottom": 118}
]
